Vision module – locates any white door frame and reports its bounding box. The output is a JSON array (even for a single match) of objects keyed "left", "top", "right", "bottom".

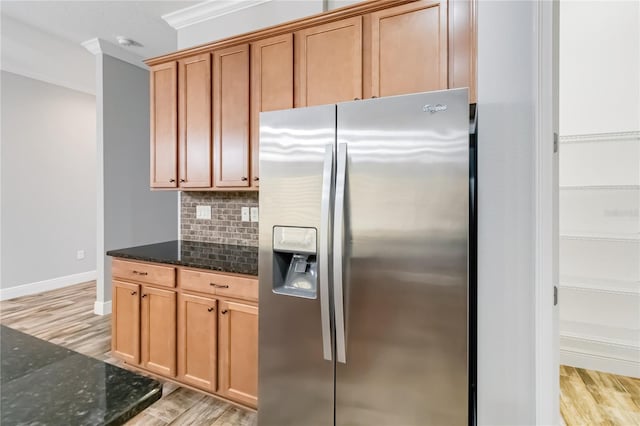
[{"left": 534, "top": 0, "right": 560, "bottom": 424}]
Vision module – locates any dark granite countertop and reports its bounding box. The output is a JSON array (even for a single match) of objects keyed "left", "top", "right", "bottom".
[
  {"left": 107, "top": 240, "right": 258, "bottom": 276},
  {"left": 0, "top": 326, "right": 161, "bottom": 426}
]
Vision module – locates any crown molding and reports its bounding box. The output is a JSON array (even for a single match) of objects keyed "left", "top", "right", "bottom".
[
  {"left": 162, "top": 0, "right": 273, "bottom": 30},
  {"left": 81, "top": 38, "right": 147, "bottom": 70}
]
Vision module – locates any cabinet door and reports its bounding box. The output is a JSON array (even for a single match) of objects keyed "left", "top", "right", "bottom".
[
  {"left": 141, "top": 286, "right": 177, "bottom": 377},
  {"left": 368, "top": 0, "right": 447, "bottom": 98},
  {"left": 213, "top": 44, "right": 250, "bottom": 187},
  {"left": 112, "top": 281, "right": 140, "bottom": 364},
  {"left": 218, "top": 301, "right": 258, "bottom": 408},
  {"left": 250, "top": 34, "right": 294, "bottom": 188},
  {"left": 150, "top": 62, "right": 178, "bottom": 188},
  {"left": 295, "top": 16, "right": 362, "bottom": 107},
  {"left": 179, "top": 54, "right": 212, "bottom": 188},
  {"left": 178, "top": 293, "right": 218, "bottom": 392}
]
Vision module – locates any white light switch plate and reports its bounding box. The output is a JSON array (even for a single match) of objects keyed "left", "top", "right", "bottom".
[
  {"left": 250, "top": 207, "right": 259, "bottom": 222},
  {"left": 196, "top": 205, "right": 211, "bottom": 220},
  {"left": 241, "top": 207, "right": 250, "bottom": 222}
]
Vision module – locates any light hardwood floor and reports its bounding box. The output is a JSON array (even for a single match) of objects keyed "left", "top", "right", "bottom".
[
  {"left": 2, "top": 282, "right": 639, "bottom": 425},
  {"left": 0, "top": 281, "right": 256, "bottom": 426}
]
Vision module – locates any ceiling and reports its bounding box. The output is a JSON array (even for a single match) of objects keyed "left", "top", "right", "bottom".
[{"left": 0, "top": 0, "right": 200, "bottom": 59}]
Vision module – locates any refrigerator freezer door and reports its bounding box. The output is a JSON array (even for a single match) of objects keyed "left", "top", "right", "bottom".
[
  {"left": 335, "top": 89, "right": 469, "bottom": 425},
  {"left": 258, "top": 105, "right": 336, "bottom": 426}
]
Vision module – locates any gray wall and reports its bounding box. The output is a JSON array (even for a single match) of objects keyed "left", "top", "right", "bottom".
[
  {"left": 96, "top": 54, "right": 178, "bottom": 307},
  {"left": 477, "top": 1, "right": 537, "bottom": 424},
  {"left": 1, "top": 71, "right": 96, "bottom": 289}
]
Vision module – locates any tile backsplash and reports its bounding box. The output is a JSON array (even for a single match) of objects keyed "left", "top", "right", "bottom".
[{"left": 180, "top": 192, "right": 258, "bottom": 247}]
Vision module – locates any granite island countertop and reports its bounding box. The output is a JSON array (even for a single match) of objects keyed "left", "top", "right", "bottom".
[
  {"left": 0, "top": 326, "right": 162, "bottom": 426},
  {"left": 107, "top": 240, "right": 258, "bottom": 276}
]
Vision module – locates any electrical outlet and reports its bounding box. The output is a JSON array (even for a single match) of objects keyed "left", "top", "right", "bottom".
[
  {"left": 196, "top": 205, "right": 211, "bottom": 220},
  {"left": 241, "top": 207, "right": 250, "bottom": 222},
  {"left": 76, "top": 250, "right": 85, "bottom": 260},
  {"left": 250, "top": 207, "right": 259, "bottom": 222}
]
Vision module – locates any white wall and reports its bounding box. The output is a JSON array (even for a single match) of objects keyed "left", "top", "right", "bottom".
[
  {"left": 176, "top": 1, "right": 324, "bottom": 49},
  {"left": 95, "top": 53, "right": 178, "bottom": 314},
  {"left": 0, "top": 71, "right": 97, "bottom": 298},
  {"left": 559, "top": 0, "right": 640, "bottom": 378},
  {"left": 476, "top": 1, "right": 539, "bottom": 424},
  {"left": 559, "top": 1, "right": 639, "bottom": 135},
  {"left": 0, "top": 15, "right": 95, "bottom": 95}
]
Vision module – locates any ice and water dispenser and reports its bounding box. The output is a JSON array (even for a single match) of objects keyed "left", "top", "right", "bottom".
[{"left": 272, "top": 226, "right": 318, "bottom": 299}]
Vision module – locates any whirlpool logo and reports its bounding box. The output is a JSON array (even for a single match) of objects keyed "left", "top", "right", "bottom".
[{"left": 422, "top": 104, "right": 448, "bottom": 113}]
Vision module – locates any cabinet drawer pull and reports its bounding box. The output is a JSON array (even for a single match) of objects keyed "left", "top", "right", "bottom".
[
  {"left": 130, "top": 291, "right": 137, "bottom": 296},
  {"left": 241, "top": 177, "right": 248, "bottom": 181},
  {"left": 132, "top": 270, "right": 148, "bottom": 276},
  {"left": 169, "top": 179, "right": 176, "bottom": 183},
  {"left": 208, "top": 307, "right": 214, "bottom": 312},
  {"left": 221, "top": 309, "right": 228, "bottom": 314},
  {"left": 354, "top": 97, "right": 360, "bottom": 101},
  {"left": 209, "top": 283, "right": 230, "bottom": 289}
]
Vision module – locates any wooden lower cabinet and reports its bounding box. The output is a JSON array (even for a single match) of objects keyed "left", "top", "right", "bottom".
[
  {"left": 112, "top": 280, "right": 140, "bottom": 364},
  {"left": 141, "top": 285, "right": 177, "bottom": 377},
  {"left": 111, "top": 259, "right": 259, "bottom": 409},
  {"left": 178, "top": 293, "right": 218, "bottom": 392},
  {"left": 218, "top": 300, "right": 259, "bottom": 408}
]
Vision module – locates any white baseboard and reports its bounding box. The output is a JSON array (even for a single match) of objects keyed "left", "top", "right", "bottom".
[
  {"left": 560, "top": 334, "right": 640, "bottom": 378},
  {"left": 94, "top": 300, "right": 112, "bottom": 316},
  {"left": 0, "top": 270, "right": 97, "bottom": 301}
]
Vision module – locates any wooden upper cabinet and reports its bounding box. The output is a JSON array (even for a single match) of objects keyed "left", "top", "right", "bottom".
[
  {"left": 178, "top": 293, "right": 218, "bottom": 392},
  {"left": 295, "top": 16, "right": 362, "bottom": 107},
  {"left": 213, "top": 44, "right": 250, "bottom": 187},
  {"left": 141, "top": 285, "right": 177, "bottom": 377},
  {"left": 218, "top": 300, "right": 258, "bottom": 408},
  {"left": 179, "top": 54, "right": 212, "bottom": 188},
  {"left": 449, "top": 0, "right": 477, "bottom": 102},
  {"left": 250, "top": 34, "right": 294, "bottom": 188},
  {"left": 367, "top": 0, "right": 448, "bottom": 99},
  {"left": 112, "top": 280, "right": 140, "bottom": 364},
  {"left": 150, "top": 62, "right": 178, "bottom": 188}
]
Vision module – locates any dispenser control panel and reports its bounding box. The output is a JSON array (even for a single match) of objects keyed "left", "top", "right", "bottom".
[{"left": 273, "top": 226, "right": 317, "bottom": 254}]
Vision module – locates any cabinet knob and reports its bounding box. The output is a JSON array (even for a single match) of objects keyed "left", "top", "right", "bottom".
[
  {"left": 354, "top": 97, "right": 360, "bottom": 101},
  {"left": 221, "top": 309, "right": 228, "bottom": 314},
  {"left": 141, "top": 294, "right": 147, "bottom": 298},
  {"left": 241, "top": 177, "right": 248, "bottom": 181},
  {"left": 169, "top": 179, "right": 176, "bottom": 183},
  {"left": 208, "top": 307, "right": 214, "bottom": 312},
  {"left": 372, "top": 96, "right": 378, "bottom": 99},
  {"left": 180, "top": 179, "right": 186, "bottom": 183},
  {"left": 253, "top": 177, "right": 259, "bottom": 181},
  {"left": 130, "top": 291, "right": 137, "bottom": 296}
]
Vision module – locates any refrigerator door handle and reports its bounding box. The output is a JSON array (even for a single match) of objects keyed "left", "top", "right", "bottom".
[
  {"left": 319, "top": 143, "right": 334, "bottom": 361},
  {"left": 334, "top": 142, "right": 347, "bottom": 364}
]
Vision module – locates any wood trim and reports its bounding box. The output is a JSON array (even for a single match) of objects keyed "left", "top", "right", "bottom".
[
  {"left": 213, "top": 44, "right": 251, "bottom": 187},
  {"left": 448, "top": 0, "right": 477, "bottom": 102},
  {"left": 178, "top": 53, "right": 212, "bottom": 188},
  {"left": 150, "top": 62, "right": 178, "bottom": 188},
  {"left": 145, "top": 0, "right": 417, "bottom": 66},
  {"left": 112, "top": 280, "right": 140, "bottom": 364}
]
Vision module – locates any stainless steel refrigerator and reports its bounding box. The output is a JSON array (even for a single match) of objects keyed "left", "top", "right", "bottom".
[{"left": 258, "top": 89, "right": 474, "bottom": 426}]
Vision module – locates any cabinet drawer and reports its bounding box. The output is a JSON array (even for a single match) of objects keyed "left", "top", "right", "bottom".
[
  {"left": 112, "top": 259, "right": 176, "bottom": 288},
  {"left": 179, "top": 269, "right": 258, "bottom": 302}
]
